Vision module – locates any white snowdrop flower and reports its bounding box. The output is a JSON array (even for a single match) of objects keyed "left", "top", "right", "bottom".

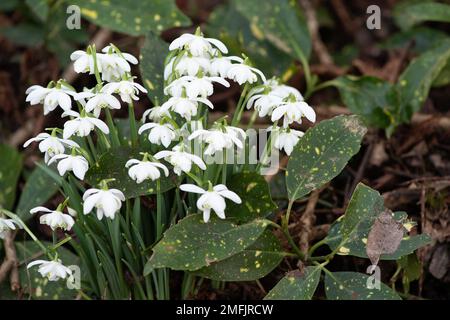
[
  {"left": 188, "top": 127, "right": 244, "bottom": 156},
  {"left": 271, "top": 84, "right": 304, "bottom": 101},
  {"left": 70, "top": 50, "right": 98, "bottom": 74},
  {"left": 27, "top": 260, "right": 72, "bottom": 282},
  {"left": 165, "top": 76, "right": 229, "bottom": 99},
  {"left": 61, "top": 110, "right": 109, "bottom": 139},
  {"left": 271, "top": 101, "right": 316, "bottom": 128},
  {"left": 82, "top": 188, "right": 125, "bottom": 220},
  {"left": 210, "top": 56, "right": 243, "bottom": 78},
  {"left": 26, "top": 85, "right": 75, "bottom": 115},
  {"left": 0, "top": 218, "right": 21, "bottom": 239},
  {"left": 169, "top": 32, "right": 228, "bottom": 57},
  {"left": 48, "top": 153, "right": 89, "bottom": 180},
  {"left": 23, "top": 133, "right": 80, "bottom": 163},
  {"left": 269, "top": 127, "right": 304, "bottom": 156},
  {"left": 161, "top": 96, "right": 214, "bottom": 120},
  {"left": 30, "top": 206, "right": 75, "bottom": 231},
  {"left": 172, "top": 55, "right": 211, "bottom": 78},
  {"left": 125, "top": 158, "right": 169, "bottom": 183},
  {"left": 103, "top": 80, "right": 147, "bottom": 104},
  {"left": 227, "top": 63, "right": 266, "bottom": 85},
  {"left": 77, "top": 91, "right": 121, "bottom": 117},
  {"left": 99, "top": 46, "right": 138, "bottom": 82},
  {"left": 180, "top": 183, "right": 241, "bottom": 222},
  {"left": 138, "top": 123, "right": 177, "bottom": 148},
  {"left": 142, "top": 106, "right": 171, "bottom": 123},
  {"left": 246, "top": 92, "right": 283, "bottom": 117},
  {"left": 154, "top": 145, "right": 206, "bottom": 175}
]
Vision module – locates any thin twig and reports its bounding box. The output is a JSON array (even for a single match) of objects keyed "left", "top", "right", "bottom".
[{"left": 298, "top": 189, "right": 321, "bottom": 255}]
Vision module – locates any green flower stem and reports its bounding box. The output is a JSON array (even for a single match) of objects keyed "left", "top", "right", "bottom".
[
  {"left": 281, "top": 200, "right": 305, "bottom": 261},
  {"left": 231, "top": 83, "right": 250, "bottom": 126},
  {"left": 87, "top": 135, "right": 98, "bottom": 162},
  {"left": 255, "top": 133, "right": 273, "bottom": 172},
  {"left": 156, "top": 180, "right": 163, "bottom": 239},
  {"left": 105, "top": 109, "right": 121, "bottom": 147},
  {"left": 246, "top": 109, "right": 258, "bottom": 130},
  {"left": 221, "top": 151, "right": 227, "bottom": 185},
  {"left": 128, "top": 102, "right": 138, "bottom": 148}
]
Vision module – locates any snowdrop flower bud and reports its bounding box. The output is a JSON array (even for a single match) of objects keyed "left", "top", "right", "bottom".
[
  {"left": 82, "top": 187, "right": 125, "bottom": 220},
  {"left": 103, "top": 80, "right": 147, "bottom": 104},
  {"left": 23, "top": 132, "right": 80, "bottom": 163},
  {"left": 70, "top": 50, "right": 98, "bottom": 74},
  {"left": 271, "top": 100, "right": 316, "bottom": 128},
  {"left": 269, "top": 127, "right": 304, "bottom": 156},
  {"left": 154, "top": 145, "right": 206, "bottom": 175},
  {"left": 210, "top": 56, "right": 243, "bottom": 78},
  {"left": 48, "top": 153, "right": 89, "bottom": 180},
  {"left": 169, "top": 31, "right": 228, "bottom": 57},
  {"left": 227, "top": 63, "right": 266, "bottom": 85},
  {"left": 142, "top": 106, "right": 171, "bottom": 123},
  {"left": 30, "top": 206, "right": 75, "bottom": 231},
  {"left": 26, "top": 84, "right": 75, "bottom": 115},
  {"left": 125, "top": 157, "right": 169, "bottom": 183},
  {"left": 161, "top": 96, "right": 214, "bottom": 121},
  {"left": 188, "top": 126, "right": 245, "bottom": 156},
  {"left": 138, "top": 122, "right": 177, "bottom": 148},
  {"left": 180, "top": 183, "right": 241, "bottom": 222},
  {"left": 61, "top": 110, "right": 109, "bottom": 139},
  {"left": 76, "top": 90, "right": 121, "bottom": 118},
  {"left": 27, "top": 259, "right": 72, "bottom": 281},
  {"left": 0, "top": 218, "right": 21, "bottom": 239}
]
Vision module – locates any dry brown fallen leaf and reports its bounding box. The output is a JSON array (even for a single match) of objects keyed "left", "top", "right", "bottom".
[{"left": 366, "top": 210, "right": 406, "bottom": 266}]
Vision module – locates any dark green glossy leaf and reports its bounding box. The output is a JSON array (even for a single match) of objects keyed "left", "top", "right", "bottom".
[
  {"left": 380, "top": 27, "right": 448, "bottom": 54},
  {"left": 325, "top": 272, "right": 401, "bottom": 300},
  {"left": 286, "top": 115, "right": 367, "bottom": 201},
  {"left": 85, "top": 146, "right": 176, "bottom": 199},
  {"left": 264, "top": 266, "right": 321, "bottom": 300},
  {"left": 144, "top": 214, "right": 270, "bottom": 273},
  {"left": 25, "top": 0, "right": 48, "bottom": 21},
  {"left": 0, "top": 144, "right": 22, "bottom": 210},
  {"left": 393, "top": 2, "right": 450, "bottom": 31},
  {"left": 193, "top": 230, "right": 283, "bottom": 281}
]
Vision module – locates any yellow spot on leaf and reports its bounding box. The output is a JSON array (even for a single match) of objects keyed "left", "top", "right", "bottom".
[{"left": 81, "top": 8, "right": 98, "bottom": 19}]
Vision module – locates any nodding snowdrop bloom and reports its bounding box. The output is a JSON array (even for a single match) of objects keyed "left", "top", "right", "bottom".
[
  {"left": 27, "top": 260, "right": 72, "bottom": 281},
  {"left": 61, "top": 110, "right": 109, "bottom": 139},
  {"left": 164, "top": 76, "right": 229, "bottom": 99},
  {"left": 188, "top": 127, "right": 245, "bottom": 156},
  {"left": 161, "top": 96, "right": 214, "bottom": 120},
  {"left": 269, "top": 127, "right": 304, "bottom": 156},
  {"left": 30, "top": 206, "right": 75, "bottom": 231},
  {"left": 246, "top": 92, "right": 283, "bottom": 117},
  {"left": 125, "top": 159, "right": 169, "bottom": 183},
  {"left": 227, "top": 63, "right": 266, "bottom": 85},
  {"left": 142, "top": 105, "right": 171, "bottom": 123},
  {"left": 70, "top": 50, "right": 98, "bottom": 74},
  {"left": 26, "top": 85, "right": 75, "bottom": 115},
  {"left": 154, "top": 145, "right": 206, "bottom": 175},
  {"left": 271, "top": 100, "right": 316, "bottom": 128},
  {"left": 77, "top": 91, "right": 121, "bottom": 117},
  {"left": 48, "top": 153, "right": 89, "bottom": 180},
  {"left": 210, "top": 56, "right": 244, "bottom": 78},
  {"left": 165, "top": 55, "right": 211, "bottom": 79},
  {"left": 0, "top": 218, "right": 21, "bottom": 239},
  {"left": 169, "top": 32, "right": 228, "bottom": 57},
  {"left": 271, "top": 84, "right": 304, "bottom": 101},
  {"left": 99, "top": 45, "right": 138, "bottom": 82},
  {"left": 83, "top": 188, "right": 125, "bottom": 220},
  {"left": 138, "top": 122, "right": 177, "bottom": 148},
  {"left": 103, "top": 80, "right": 147, "bottom": 104},
  {"left": 23, "top": 133, "right": 80, "bottom": 163},
  {"left": 180, "top": 183, "right": 241, "bottom": 222}
]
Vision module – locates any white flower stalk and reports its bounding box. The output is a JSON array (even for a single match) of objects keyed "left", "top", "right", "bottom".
[
  {"left": 227, "top": 63, "right": 266, "bottom": 85},
  {"left": 0, "top": 218, "right": 21, "bottom": 239},
  {"left": 83, "top": 188, "right": 125, "bottom": 220},
  {"left": 138, "top": 122, "right": 177, "bottom": 148},
  {"left": 23, "top": 133, "right": 80, "bottom": 163},
  {"left": 155, "top": 145, "right": 206, "bottom": 175},
  {"left": 30, "top": 206, "right": 75, "bottom": 231},
  {"left": 180, "top": 183, "right": 241, "bottom": 222},
  {"left": 76, "top": 91, "right": 121, "bottom": 118},
  {"left": 126, "top": 158, "right": 169, "bottom": 183},
  {"left": 271, "top": 101, "right": 316, "bottom": 128},
  {"left": 169, "top": 32, "right": 228, "bottom": 57},
  {"left": 48, "top": 153, "right": 89, "bottom": 180},
  {"left": 142, "top": 105, "right": 171, "bottom": 123},
  {"left": 27, "top": 260, "right": 72, "bottom": 281},
  {"left": 210, "top": 56, "right": 244, "bottom": 78},
  {"left": 61, "top": 110, "right": 109, "bottom": 139},
  {"left": 26, "top": 85, "right": 75, "bottom": 115},
  {"left": 165, "top": 55, "right": 211, "bottom": 79},
  {"left": 188, "top": 126, "right": 245, "bottom": 156},
  {"left": 270, "top": 127, "right": 304, "bottom": 156},
  {"left": 164, "top": 76, "right": 229, "bottom": 99},
  {"left": 103, "top": 80, "right": 147, "bottom": 104},
  {"left": 161, "top": 96, "right": 214, "bottom": 120},
  {"left": 99, "top": 45, "right": 138, "bottom": 82}
]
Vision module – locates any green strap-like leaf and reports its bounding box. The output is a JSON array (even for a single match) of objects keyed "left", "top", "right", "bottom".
[
  {"left": 393, "top": 2, "right": 450, "bottom": 31},
  {"left": 264, "top": 266, "right": 321, "bottom": 300},
  {"left": 0, "top": 144, "right": 23, "bottom": 210},
  {"left": 286, "top": 115, "right": 367, "bottom": 201},
  {"left": 144, "top": 214, "right": 271, "bottom": 274},
  {"left": 325, "top": 271, "right": 401, "bottom": 300}
]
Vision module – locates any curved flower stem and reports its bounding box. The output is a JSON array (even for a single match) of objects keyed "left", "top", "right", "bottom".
[
  {"left": 281, "top": 200, "right": 305, "bottom": 261},
  {"left": 231, "top": 83, "right": 250, "bottom": 126},
  {"left": 128, "top": 102, "right": 138, "bottom": 148},
  {"left": 86, "top": 135, "right": 98, "bottom": 162},
  {"left": 105, "top": 109, "right": 121, "bottom": 147}
]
